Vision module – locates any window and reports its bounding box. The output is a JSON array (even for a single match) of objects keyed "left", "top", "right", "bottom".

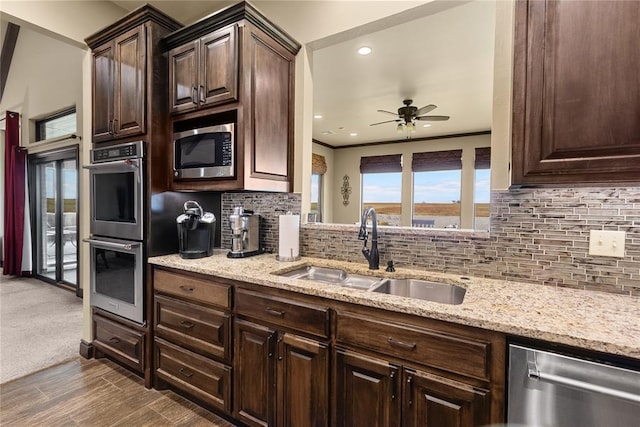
[
  {"left": 474, "top": 147, "right": 491, "bottom": 230},
  {"left": 360, "top": 154, "right": 403, "bottom": 226},
  {"left": 310, "top": 173, "right": 323, "bottom": 222},
  {"left": 311, "top": 153, "right": 327, "bottom": 222},
  {"left": 412, "top": 150, "right": 462, "bottom": 228},
  {"left": 35, "top": 107, "right": 76, "bottom": 142}
]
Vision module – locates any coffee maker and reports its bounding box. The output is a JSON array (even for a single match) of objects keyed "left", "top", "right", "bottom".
[
  {"left": 177, "top": 201, "right": 216, "bottom": 259},
  {"left": 227, "top": 206, "right": 263, "bottom": 258}
]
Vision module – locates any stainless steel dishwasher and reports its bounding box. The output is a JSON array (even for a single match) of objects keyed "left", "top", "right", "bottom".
[{"left": 508, "top": 344, "right": 640, "bottom": 426}]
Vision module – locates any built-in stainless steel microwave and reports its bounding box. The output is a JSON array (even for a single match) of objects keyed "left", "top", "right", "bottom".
[{"left": 173, "top": 123, "right": 235, "bottom": 179}]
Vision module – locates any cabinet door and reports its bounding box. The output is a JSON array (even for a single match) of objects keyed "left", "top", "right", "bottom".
[
  {"left": 244, "top": 27, "right": 293, "bottom": 191},
  {"left": 113, "top": 24, "right": 146, "bottom": 139},
  {"left": 169, "top": 40, "right": 199, "bottom": 114},
  {"left": 91, "top": 41, "right": 114, "bottom": 142},
  {"left": 403, "top": 369, "right": 489, "bottom": 427},
  {"left": 334, "top": 348, "right": 401, "bottom": 427},
  {"left": 235, "top": 319, "right": 277, "bottom": 427},
  {"left": 278, "top": 333, "right": 329, "bottom": 427},
  {"left": 199, "top": 24, "right": 238, "bottom": 107},
  {"left": 512, "top": 0, "right": 640, "bottom": 184}
]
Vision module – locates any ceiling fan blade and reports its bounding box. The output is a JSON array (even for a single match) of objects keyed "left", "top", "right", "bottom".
[
  {"left": 415, "top": 104, "right": 437, "bottom": 115},
  {"left": 376, "top": 109, "right": 398, "bottom": 116},
  {"left": 370, "top": 119, "right": 401, "bottom": 126},
  {"left": 416, "top": 115, "right": 450, "bottom": 121}
]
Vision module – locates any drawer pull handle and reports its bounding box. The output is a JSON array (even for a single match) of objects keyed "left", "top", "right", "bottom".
[
  {"left": 387, "top": 337, "right": 416, "bottom": 350},
  {"left": 265, "top": 307, "right": 285, "bottom": 317},
  {"left": 180, "top": 320, "right": 195, "bottom": 329},
  {"left": 179, "top": 367, "right": 193, "bottom": 378},
  {"left": 109, "top": 337, "right": 120, "bottom": 344},
  {"left": 179, "top": 285, "right": 194, "bottom": 292}
]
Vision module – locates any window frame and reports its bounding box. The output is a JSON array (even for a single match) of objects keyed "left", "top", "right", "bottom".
[{"left": 34, "top": 106, "right": 77, "bottom": 143}]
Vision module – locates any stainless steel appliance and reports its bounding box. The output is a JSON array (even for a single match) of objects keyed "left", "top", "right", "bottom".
[
  {"left": 227, "top": 206, "right": 262, "bottom": 258},
  {"left": 86, "top": 141, "right": 144, "bottom": 241},
  {"left": 86, "top": 236, "right": 144, "bottom": 324},
  {"left": 85, "top": 141, "right": 145, "bottom": 324},
  {"left": 176, "top": 201, "right": 216, "bottom": 259},
  {"left": 173, "top": 123, "right": 234, "bottom": 179},
  {"left": 508, "top": 343, "right": 640, "bottom": 426}
]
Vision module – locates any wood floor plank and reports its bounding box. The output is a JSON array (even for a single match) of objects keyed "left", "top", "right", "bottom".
[{"left": 0, "top": 358, "right": 237, "bottom": 427}]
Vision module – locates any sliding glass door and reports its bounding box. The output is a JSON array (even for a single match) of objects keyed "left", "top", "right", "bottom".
[{"left": 29, "top": 148, "right": 78, "bottom": 288}]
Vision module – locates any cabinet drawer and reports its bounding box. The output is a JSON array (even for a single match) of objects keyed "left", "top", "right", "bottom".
[
  {"left": 94, "top": 314, "right": 144, "bottom": 372},
  {"left": 155, "top": 338, "right": 232, "bottom": 413},
  {"left": 154, "top": 269, "right": 231, "bottom": 309},
  {"left": 155, "top": 294, "right": 230, "bottom": 362},
  {"left": 336, "top": 311, "right": 490, "bottom": 381},
  {"left": 236, "top": 289, "right": 329, "bottom": 339}
]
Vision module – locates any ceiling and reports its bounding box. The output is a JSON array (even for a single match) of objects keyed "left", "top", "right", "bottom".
[
  {"left": 312, "top": 0, "right": 495, "bottom": 147},
  {"left": 109, "top": 1, "right": 495, "bottom": 148}
]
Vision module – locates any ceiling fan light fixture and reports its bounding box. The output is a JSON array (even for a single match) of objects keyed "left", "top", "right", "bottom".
[
  {"left": 407, "top": 122, "right": 416, "bottom": 133},
  {"left": 357, "top": 46, "right": 372, "bottom": 56},
  {"left": 396, "top": 123, "right": 404, "bottom": 133}
]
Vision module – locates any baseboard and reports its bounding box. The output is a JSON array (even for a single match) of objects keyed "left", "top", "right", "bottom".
[{"left": 79, "top": 339, "right": 94, "bottom": 359}]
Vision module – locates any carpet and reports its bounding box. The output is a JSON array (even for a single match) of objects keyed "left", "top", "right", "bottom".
[{"left": 0, "top": 275, "right": 83, "bottom": 383}]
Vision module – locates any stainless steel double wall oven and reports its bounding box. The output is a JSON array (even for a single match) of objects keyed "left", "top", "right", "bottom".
[{"left": 85, "top": 141, "right": 145, "bottom": 324}]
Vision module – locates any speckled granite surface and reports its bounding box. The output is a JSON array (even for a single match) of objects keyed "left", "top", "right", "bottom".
[{"left": 149, "top": 251, "right": 640, "bottom": 359}]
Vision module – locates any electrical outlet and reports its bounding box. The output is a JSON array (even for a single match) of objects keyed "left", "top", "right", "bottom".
[{"left": 589, "top": 230, "right": 626, "bottom": 258}]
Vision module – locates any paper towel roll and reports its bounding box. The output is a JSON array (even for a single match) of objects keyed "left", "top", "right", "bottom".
[{"left": 279, "top": 214, "right": 300, "bottom": 260}]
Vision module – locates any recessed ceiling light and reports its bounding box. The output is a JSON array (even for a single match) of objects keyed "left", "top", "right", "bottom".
[
  {"left": 321, "top": 130, "right": 335, "bottom": 135},
  {"left": 423, "top": 124, "right": 432, "bottom": 128},
  {"left": 314, "top": 114, "right": 323, "bottom": 119},
  {"left": 338, "top": 126, "right": 345, "bottom": 130},
  {"left": 350, "top": 132, "right": 358, "bottom": 137},
  {"left": 357, "top": 46, "right": 372, "bottom": 56}
]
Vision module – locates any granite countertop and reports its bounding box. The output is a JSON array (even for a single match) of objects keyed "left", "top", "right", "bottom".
[{"left": 149, "top": 251, "right": 640, "bottom": 359}]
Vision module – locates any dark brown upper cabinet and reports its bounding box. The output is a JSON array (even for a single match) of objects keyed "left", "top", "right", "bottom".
[
  {"left": 512, "top": 0, "right": 640, "bottom": 185},
  {"left": 90, "top": 25, "right": 146, "bottom": 143},
  {"left": 169, "top": 25, "right": 238, "bottom": 114},
  {"left": 163, "top": 1, "right": 301, "bottom": 192},
  {"left": 86, "top": 5, "right": 182, "bottom": 146}
]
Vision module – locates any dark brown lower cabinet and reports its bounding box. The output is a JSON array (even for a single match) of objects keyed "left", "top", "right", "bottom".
[
  {"left": 155, "top": 338, "right": 232, "bottom": 413},
  {"left": 335, "top": 349, "right": 490, "bottom": 427},
  {"left": 235, "top": 319, "right": 277, "bottom": 427},
  {"left": 279, "top": 333, "right": 329, "bottom": 427},
  {"left": 403, "top": 369, "right": 489, "bottom": 427},
  {"left": 334, "top": 348, "right": 401, "bottom": 427},
  {"left": 234, "top": 318, "right": 329, "bottom": 427}
]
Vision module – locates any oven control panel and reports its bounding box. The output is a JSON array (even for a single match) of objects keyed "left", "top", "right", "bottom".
[{"left": 91, "top": 141, "right": 144, "bottom": 163}]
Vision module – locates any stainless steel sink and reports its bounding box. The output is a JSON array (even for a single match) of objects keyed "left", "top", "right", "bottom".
[
  {"left": 370, "top": 278, "right": 466, "bottom": 305},
  {"left": 279, "top": 266, "right": 347, "bottom": 282},
  {"left": 278, "top": 266, "right": 384, "bottom": 289}
]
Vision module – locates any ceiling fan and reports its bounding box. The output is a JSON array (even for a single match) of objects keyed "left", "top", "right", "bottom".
[{"left": 370, "top": 99, "right": 449, "bottom": 132}]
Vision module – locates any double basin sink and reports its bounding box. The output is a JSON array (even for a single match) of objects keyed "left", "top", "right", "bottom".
[{"left": 279, "top": 265, "right": 466, "bottom": 305}]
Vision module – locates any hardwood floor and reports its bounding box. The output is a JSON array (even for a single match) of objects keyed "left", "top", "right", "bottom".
[{"left": 0, "top": 357, "right": 237, "bottom": 426}]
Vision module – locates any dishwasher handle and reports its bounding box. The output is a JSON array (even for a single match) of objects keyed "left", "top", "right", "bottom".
[{"left": 528, "top": 364, "right": 640, "bottom": 404}]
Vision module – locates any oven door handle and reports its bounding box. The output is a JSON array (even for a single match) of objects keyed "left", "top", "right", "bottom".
[
  {"left": 84, "top": 238, "right": 141, "bottom": 251},
  {"left": 84, "top": 159, "right": 141, "bottom": 169}
]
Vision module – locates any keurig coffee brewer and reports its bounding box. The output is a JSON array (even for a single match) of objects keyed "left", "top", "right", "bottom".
[
  {"left": 177, "top": 201, "right": 216, "bottom": 259},
  {"left": 227, "top": 206, "right": 263, "bottom": 258}
]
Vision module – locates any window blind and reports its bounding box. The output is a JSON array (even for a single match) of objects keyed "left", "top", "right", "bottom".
[
  {"left": 474, "top": 147, "right": 491, "bottom": 169},
  {"left": 411, "top": 150, "right": 462, "bottom": 172},
  {"left": 360, "top": 154, "right": 403, "bottom": 173},
  {"left": 312, "top": 153, "right": 327, "bottom": 174}
]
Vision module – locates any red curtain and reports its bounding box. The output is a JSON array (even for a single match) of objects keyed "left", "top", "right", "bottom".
[{"left": 3, "top": 111, "right": 26, "bottom": 276}]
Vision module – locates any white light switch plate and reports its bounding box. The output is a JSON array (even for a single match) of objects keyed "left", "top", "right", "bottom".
[{"left": 589, "top": 230, "right": 626, "bottom": 258}]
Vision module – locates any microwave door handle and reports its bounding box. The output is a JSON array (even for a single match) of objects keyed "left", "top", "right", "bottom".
[
  {"left": 84, "top": 159, "right": 141, "bottom": 170},
  {"left": 83, "top": 238, "right": 141, "bottom": 251}
]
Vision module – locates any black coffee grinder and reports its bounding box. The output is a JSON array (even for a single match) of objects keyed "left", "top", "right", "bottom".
[{"left": 177, "top": 201, "right": 216, "bottom": 259}]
